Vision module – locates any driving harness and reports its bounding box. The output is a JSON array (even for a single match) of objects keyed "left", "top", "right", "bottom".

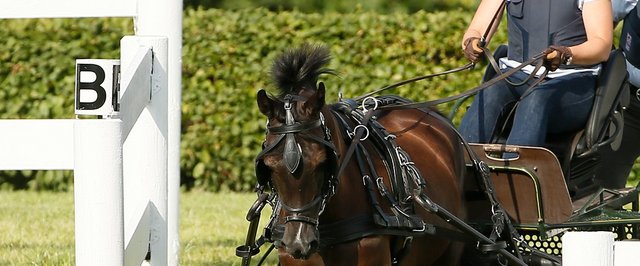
[
  {"left": 254, "top": 95, "right": 442, "bottom": 249},
  {"left": 247, "top": 93, "right": 535, "bottom": 265}
]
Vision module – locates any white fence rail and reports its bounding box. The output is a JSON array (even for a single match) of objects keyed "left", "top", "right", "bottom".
[
  {"left": 0, "top": 0, "right": 135, "bottom": 18},
  {"left": 0, "top": 119, "right": 74, "bottom": 170}
]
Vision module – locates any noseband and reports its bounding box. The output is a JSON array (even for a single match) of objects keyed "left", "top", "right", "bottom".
[{"left": 255, "top": 94, "right": 339, "bottom": 227}]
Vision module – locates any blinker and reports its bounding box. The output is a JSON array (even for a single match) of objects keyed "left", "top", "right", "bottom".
[{"left": 283, "top": 97, "right": 302, "bottom": 174}]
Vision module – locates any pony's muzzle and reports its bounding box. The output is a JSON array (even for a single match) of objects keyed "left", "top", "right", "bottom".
[{"left": 282, "top": 222, "right": 319, "bottom": 259}]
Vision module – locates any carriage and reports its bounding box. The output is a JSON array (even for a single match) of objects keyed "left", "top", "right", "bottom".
[{"left": 235, "top": 43, "right": 640, "bottom": 265}]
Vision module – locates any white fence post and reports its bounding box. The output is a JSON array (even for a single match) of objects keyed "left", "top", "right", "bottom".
[
  {"left": 136, "top": 0, "right": 183, "bottom": 264},
  {"left": 74, "top": 119, "right": 125, "bottom": 265},
  {"left": 562, "top": 231, "right": 615, "bottom": 266},
  {"left": 614, "top": 241, "right": 640, "bottom": 266},
  {"left": 0, "top": 1, "right": 181, "bottom": 265},
  {"left": 121, "top": 36, "right": 169, "bottom": 266}
]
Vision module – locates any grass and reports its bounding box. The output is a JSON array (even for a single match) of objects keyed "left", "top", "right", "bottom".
[
  {"left": 180, "top": 192, "right": 278, "bottom": 265},
  {"left": 3, "top": 186, "right": 639, "bottom": 265},
  {"left": 0, "top": 191, "right": 279, "bottom": 265},
  {"left": 0, "top": 192, "right": 74, "bottom": 265}
]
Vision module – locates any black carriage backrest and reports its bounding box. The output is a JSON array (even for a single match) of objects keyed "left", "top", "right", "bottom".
[
  {"left": 581, "top": 49, "right": 629, "bottom": 153},
  {"left": 566, "top": 50, "right": 629, "bottom": 198}
]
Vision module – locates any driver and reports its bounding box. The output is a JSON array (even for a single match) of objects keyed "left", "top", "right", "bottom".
[
  {"left": 458, "top": 0, "right": 613, "bottom": 158},
  {"left": 596, "top": 0, "right": 640, "bottom": 189}
]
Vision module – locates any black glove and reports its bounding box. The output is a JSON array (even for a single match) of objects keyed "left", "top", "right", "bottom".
[
  {"left": 543, "top": 45, "right": 572, "bottom": 71},
  {"left": 463, "top": 37, "right": 484, "bottom": 63}
]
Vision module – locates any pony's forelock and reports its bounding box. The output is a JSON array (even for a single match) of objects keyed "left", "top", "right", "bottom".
[{"left": 270, "top": 43, "right": 335, "bottom": 97}]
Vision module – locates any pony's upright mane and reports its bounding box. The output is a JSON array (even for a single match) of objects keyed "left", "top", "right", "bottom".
[{"left": 271, "top": 43, "right": 335, "bottom": 97}]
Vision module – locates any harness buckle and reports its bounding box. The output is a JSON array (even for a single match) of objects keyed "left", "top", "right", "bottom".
[
  {"left": 361, "top": 96, "right": 379, "bottom": 114},
  {"left": 490, "top": 207, "right": 505, "bottom": 237},
  {"left": 412, "top": 224, "right": 427, "bottom": 233},
  {"left": 350, "top": 125, "right": 370, "bottom": 141}
]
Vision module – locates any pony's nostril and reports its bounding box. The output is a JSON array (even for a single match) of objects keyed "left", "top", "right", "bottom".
[
  {"left": 285, "top": 239, "right": 316, "bottom": 259},
  {"left": 292, "top": 248, "right": 304, "bottom": 259},
  {"left": 309, "top": 239, "right": 319, "bottom": 252}
]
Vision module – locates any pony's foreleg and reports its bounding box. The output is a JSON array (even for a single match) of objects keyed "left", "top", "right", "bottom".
[
  {"left": 397, "top": 236, "right": 459, "bottom": 266},
  {"left": 355, "top": 236, "right": 393, "bottom": 266},
  {"left": 317, "top": 235, "right": 393, "bottom": 266},
  {"left": 432, "top": 241, "right": 465, "bottom": 266}
]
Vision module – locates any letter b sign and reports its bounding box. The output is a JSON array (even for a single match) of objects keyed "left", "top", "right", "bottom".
[{"left": 75, "top": 59, "right": 120, "bottom": 116}]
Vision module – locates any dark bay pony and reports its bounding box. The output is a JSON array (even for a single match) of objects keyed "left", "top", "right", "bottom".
[{"left": 255, "top": 44, "right": 468, "bottom": 265}]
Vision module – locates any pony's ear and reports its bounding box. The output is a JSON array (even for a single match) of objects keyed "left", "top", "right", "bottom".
[
  {"left": 257, "top": 89, "right": 275, "bottom": 117},
  {"left": 317, "top": 82, "right": 326, "bottom": 101},
  {"left": 304, "top": 82, "right": 326, "bottom": 114}
]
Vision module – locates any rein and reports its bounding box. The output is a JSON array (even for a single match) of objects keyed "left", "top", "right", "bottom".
[
  {"left": 374, "top": 51, "right": 547, "bottom": 111},
  {"left": 354, "top": 62, "right": 475, "bottom": 101},
  {"left": 355, "top": 0, "right": 548, "bottom": 112}
]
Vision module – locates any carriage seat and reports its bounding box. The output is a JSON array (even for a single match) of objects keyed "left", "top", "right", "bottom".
[
  {"left": 463, "top": 46, "right": 630, "bottom": 226},
  {"left": 481, "top": 45, "right": 630, "bottom": 199}
]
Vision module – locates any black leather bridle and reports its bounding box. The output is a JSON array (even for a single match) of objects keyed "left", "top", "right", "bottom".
[{"left": 254, "top": 94, "right": 339, "bottom": 227}]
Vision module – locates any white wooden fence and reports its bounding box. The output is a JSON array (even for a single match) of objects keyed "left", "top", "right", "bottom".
[
  {"left": 0, "top": 0, "right": 182, "bottom": 265},
  {"left": 562, "top": 231, "right": 640, "bottom": 266}
]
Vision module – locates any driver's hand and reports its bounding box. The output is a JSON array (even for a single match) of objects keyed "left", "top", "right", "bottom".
[
  {"left": 543, "top": 45, "right": 572, "bottom": 71},
  {"left": 463, "top": 37, "right": 484, "bottom": 63}
]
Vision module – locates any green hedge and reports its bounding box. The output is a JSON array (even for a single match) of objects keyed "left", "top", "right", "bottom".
[
  {"left": 181, "top": 8, "right": 495, "bottom": 191},
  {"left": 0, "top": 18, "right": 132, "bottom": 190},
  {"left": 0, "top": 8, "right": 637, "bottom": 191},
  {"left": 183, "top": 0, "right": 477, "bottom": 13}
]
